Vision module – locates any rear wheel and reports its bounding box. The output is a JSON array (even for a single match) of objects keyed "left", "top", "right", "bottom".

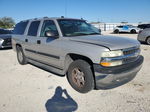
[
  {"left": 146, "top": 37, "right": 150, "bottom": 45},
  {"left": 130, "top": 29, "right": 136, "bottom": 34},
  {"left": 67, "top": 60, "right": 94, "bottom": 93},
  {"left": 16, "top": 46, "right": 27, "bottom": 65}
]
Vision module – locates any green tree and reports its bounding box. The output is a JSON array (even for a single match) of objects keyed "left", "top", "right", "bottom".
[{"left": 0, "top": 17, "right": 15, "bottom": 29}]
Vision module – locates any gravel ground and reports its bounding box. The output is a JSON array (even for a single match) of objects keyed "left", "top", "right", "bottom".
[{"left": 0, "top": 32, "right": 150, "bottom": 112}]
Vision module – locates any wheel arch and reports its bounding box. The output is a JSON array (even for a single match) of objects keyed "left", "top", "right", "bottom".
[
  {"left": 64, "top": 53, "right": 96, "bottom": 88},
  {"left": 146, "top": 36, "right": 150, "bottom": 44},
  {"left": 130, "top": 29, "right": 136, "bottom": 33},
  {"left": 114, "top": 29, "right": 120, "bottom": 34},
  {"left": 16, "top": 43, "right": 22, "bottom": 49},
  {"left": 13, "top": 43, "right": 22, "bottom": 52}
]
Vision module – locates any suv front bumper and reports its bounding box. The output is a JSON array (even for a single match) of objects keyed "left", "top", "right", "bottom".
[{"left": 93, "top": 55, "right": 144, "bottom": 89}]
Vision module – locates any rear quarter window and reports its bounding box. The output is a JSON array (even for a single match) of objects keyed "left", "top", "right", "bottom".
[
  {"left": 13, "top": 21, "right": 28, "bottom": 35},
  {"left": 117, "top": 26, "right": 123, "bottom": 28}
]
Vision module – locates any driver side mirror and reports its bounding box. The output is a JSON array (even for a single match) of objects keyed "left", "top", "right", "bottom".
[{"left": 45, "top": 30, "right": 58, "bottom": 38}]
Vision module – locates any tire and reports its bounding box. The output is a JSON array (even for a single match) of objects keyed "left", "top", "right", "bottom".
[
  {"left": 16, "top": 46, "right": 27, "bottom": 65},
  {"left": 130, "top": 29, "right": 136, "bottom": 34},
  {"left": 146, "top": 37, "right": 150, "bottom": 45},
  {"left": 67, "top": 60, "right": 94, "bottom": 93},
  {"left": 114, "top": 29, "right": 119, "bottom": 34}
]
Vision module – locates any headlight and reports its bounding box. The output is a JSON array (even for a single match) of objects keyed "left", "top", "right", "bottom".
[
  {"left": 101, "top": 50, "right": 123, "bottom": 57},
  {"left": 0, "top": 38, "right": 4, "bottom": 43},
  {"left": 100, "top": 50, "right": 123, "bottom": 67}
]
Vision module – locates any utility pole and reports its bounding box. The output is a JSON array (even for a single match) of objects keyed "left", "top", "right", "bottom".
[
  {"left": 97, "top": 18, "right": 100, "bottom": 30},
  {"left": 65, "top": 0, "right": 68, "bottom": 17}
]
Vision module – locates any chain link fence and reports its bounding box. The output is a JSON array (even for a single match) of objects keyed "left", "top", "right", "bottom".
[{"left": 91, "top": 23, "right": 139, "bottom": 31}]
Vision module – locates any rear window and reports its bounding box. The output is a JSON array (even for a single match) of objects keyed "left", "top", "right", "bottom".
[
  {"left": 27, "top": 21, "right": 40, "bottom": 36},
  {"left": 13, "top": 21, "right": 28, "bottom": 34}
]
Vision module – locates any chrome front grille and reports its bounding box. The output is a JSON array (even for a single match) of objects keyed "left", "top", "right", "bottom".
[
  {"left": 122, "top": 46, "right": 140, "bottom": 63},
  {"left": 123, "top": 47, "right": 140, "bottom": 55},
  {"left": 2, "top": 38, "right": 11, "bottom": 46}
]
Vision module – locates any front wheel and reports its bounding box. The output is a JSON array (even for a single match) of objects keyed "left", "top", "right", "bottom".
[
  {"left": 146, "top": 37, "right": 150, "bottom": 45},
  {"left": 67, "top": 60, "right": 94, "bottom": 93},
  {"left": 16, "top": 46, "right": 27, "bottom": 65},
  {"left": 114, "top": 29, "right": 119, "bottom": 34}
]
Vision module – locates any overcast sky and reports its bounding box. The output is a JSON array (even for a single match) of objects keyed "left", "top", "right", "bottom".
[{"left": 0, "top": 0, "right": 150, "bottom": 23}]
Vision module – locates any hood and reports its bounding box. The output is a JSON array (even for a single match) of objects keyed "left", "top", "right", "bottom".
[
  {"left": 0, "top": 34, "right": 12, "bottom": 39},
  {"left": 68, "top": 35, "right": 140, "bottom": 50}
]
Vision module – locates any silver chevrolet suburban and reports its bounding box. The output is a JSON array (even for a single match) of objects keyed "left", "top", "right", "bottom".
[{"left": 12, "top": 17, "right": 143, "bottom": 93}]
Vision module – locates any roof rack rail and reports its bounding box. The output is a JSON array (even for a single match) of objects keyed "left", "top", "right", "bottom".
[{"left": 20, "top": 19, "right": 29, "bottom": 22}]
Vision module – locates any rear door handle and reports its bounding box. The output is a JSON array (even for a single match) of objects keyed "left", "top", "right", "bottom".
[
  {"left": 25, "top": 39, "right": 28, "bottom": 42},
  {"left": 37, "top": 40, "right": 41, "bottom": 44}
]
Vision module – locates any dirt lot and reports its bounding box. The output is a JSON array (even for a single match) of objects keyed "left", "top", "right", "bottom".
[{"left": 0, "top": 32, "right": 150, "bottom": 112}]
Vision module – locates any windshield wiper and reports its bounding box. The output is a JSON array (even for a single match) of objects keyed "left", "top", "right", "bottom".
[
  {"left": 68, "top": 32, "right": 100, "bottom": 37},
  {"left": 88, "top": 32, "right": 100, "bottom": 35}
]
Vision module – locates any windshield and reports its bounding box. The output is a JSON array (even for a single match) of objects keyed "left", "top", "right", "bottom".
[{"left": 57, "top": 19, "right": 100, "bottom": 37}]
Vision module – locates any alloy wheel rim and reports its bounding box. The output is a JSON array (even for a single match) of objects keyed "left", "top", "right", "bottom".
[{"left": 71, "top": 68, "right": 85, "bottom": 88}]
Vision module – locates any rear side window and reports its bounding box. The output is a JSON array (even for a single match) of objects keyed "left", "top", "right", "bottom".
[
  {"left": 13, "top": 21, "right": 28, "bottom": 34},
  {"left": 118, "top": 26, "right": 123, "bottom": 28},
  {"left": 27, "top": 21, "right": 40, "bottom": 36}
]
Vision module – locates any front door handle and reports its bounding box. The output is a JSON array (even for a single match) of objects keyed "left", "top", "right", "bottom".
[
  {"left": 37, "top": 40, "right": 41, "bottom": 44},
  {"left": 25, "top": 39, "right": 28, "bottom": 42}
]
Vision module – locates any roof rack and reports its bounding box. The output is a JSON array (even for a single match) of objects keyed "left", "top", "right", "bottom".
[{"left": 43, "top": 16, "right": 48, "bottom": 18}]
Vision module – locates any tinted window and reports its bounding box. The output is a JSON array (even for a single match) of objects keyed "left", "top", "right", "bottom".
[
  {"left": 118, "top": 26, "right": 123, "bottom": 28},
  {"left": 40, "top": 20, "right": 58, "bottom": 37},
  {"left": 28, "top": 21, "right": 40, "bottom": 36},
  {"left": 123, "top": 26, "right": 128, "bottom": 29},
  {"left": 13, "top": 21, "right": 28, "bottom": 34},
  {"left": 58, "top": 19, "right": 100, "bottom": 37},
  {"left": 0, "top": 29, "right": 12, "bottom": 34},
  {"left": 138, "top": 24, "right": 150, "bottom": 29}
]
